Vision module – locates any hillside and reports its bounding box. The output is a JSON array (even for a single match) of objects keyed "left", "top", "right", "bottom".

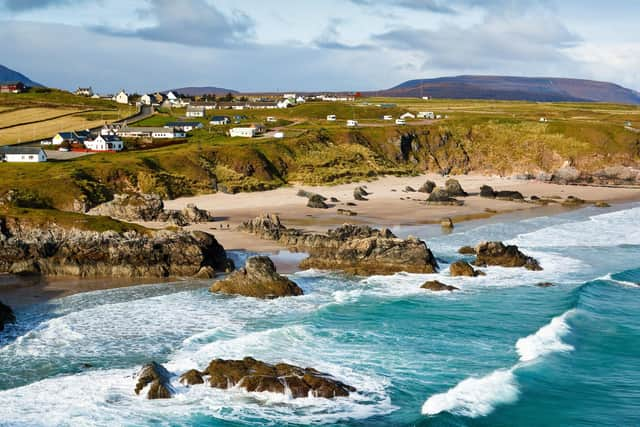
[
  {"left": 165, "top": 86, "right": 239, "bottom": 96},
  {"left": 377, "top": 76, "right": 640, "bottom": 105},
  {"left": 0, "top": 64, "right": 42, "bottom": 87}
]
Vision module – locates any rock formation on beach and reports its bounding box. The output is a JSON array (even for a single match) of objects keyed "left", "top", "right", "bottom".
[
  {"left": 427, "top": 188, "right": 463, "bottom": 205},
  {"left": 458, "top": 245, "right": 476, "bottom": 255},
  {"left": 0, "top": 300, "right": 16, "bottom": 332},
  {"left": 450, "top": 260, "right": 486, "bottom": 277},
  {"left": 239, "top": 214, "right": 439, "bottom": 275},
  {"left": 210, "top": 256, "right": 303, "bottom": 298},
  {"left": 421, "top": 280, "right": 459, "bottom": 292},
  {"left": 353, "top": 186, "right": 369, "bottom": 201},
  {"left": 307, "top": 194, "right": 329, "bottom": 209},
  {"left": 0, "top": 217, "right": 234, "bottom": 278},
  {"left": 88, "top": 193, "right": 214, "bottom": 226},
  {"left": 444, "top": 179, "right": 467, "bottom": 197},
  {"left": 135, "top": 362, "right": 174, "bottom": 399},
  {"left": 473, "top": 241, "right": 542, "bottom": 270},
  {"left": 418, "top": 180, "right": 436, "bottom": 193},
  {"left": 479, "top": 185, "right": 524, "bottom": 200}
]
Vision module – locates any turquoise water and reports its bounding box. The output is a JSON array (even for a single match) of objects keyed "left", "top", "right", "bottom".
[{"left": 1, "top": 204, "right": 639, "bottom": 426}]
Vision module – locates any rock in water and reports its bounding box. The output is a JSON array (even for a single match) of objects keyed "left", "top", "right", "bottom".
[
  {"left": 210, "top": 256, "right": 303, "bottom": 298},
  {"left": 204, "top": 357, "right": 355, "bottom": 398},
  {"left": 421, "top": 280, "right": 459, "bottom": 292},
  {"left": 135, "top": 362, "right": 174, "bottom": 399},
  {"left": 354, "top": 186, "right": 369, "bottom": 201},
  {"left": 450, "top": 260, "right": 485, "bottom": 277},
  {"left": 441, "top": 218, "right": 454, "bottom": 229},
  {"left": 594, "top": 201, "right": 611, "bottom": 208},
  {"left": 474, "top": 241, "right": 542, "bottom": 270},
  {"left": 418, "top": 180, "right": 436, "bottom": 193},
  {"left": 0, "top": 300, "right": 16, "bottom": 332},
  {"left": 179, "top": 369, "right": 205, "bottom": 386},
  {"left": 307, "top": 194, "right": 329, "bottom": 209},
  {"left": 536, "top": 282, "right": 554, "bottom": 288},
  {"left": 458, "top": 246, "right": 476, "bottom": 255},
  {"left": 444, "top": 179, "right": 467, "bottom": 197}
]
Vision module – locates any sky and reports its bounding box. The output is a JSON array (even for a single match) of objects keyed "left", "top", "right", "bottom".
[{"left": 0, "top": 0, "right": 638, "bottom": 94}]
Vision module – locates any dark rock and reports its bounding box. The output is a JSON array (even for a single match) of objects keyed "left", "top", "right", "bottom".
[
  {"left": 135, "top": 362, "right": 174, "bottom": 399},
  {"left": 307, "top": 194, "right": 329, "bottom": 209},
  {"left": 474, "top": 241, "right": 542, "bottom": 271},
  {"left": 594, "top": 201, "right": 611, "bottom": 208},
  {"left": 0, "top": 300, "right": 16, "bottom": 332},
  {"left": 536, "top": 282, "right": 554, "bottom": 288},
  {"left": 440, "top": 218, "right": 454, "bottom": 229},
  {"left": 562, "top": 196, "right": 586, "bottom": 206},
  {"left": 346, "top": 202, "right": 357, "bottom": 206},
  {"left": 427, "top": 188, "right": 463, "bottom": 206},
  {"left": 495, "top": 190, "right": 524, "bottom": 200},
  {"left": 179, "top": 369, "right": 205, "bottom": 386},
  {"left": 450, "top": 260, "right": 485, "bottom": 277},
  {"left": 458, "top": 246, "right": 476, "bottom": 255},
  {"left": 480, "top": 185, "right": 496, "bottom": 198},
  {"left": 354, "top": 186, "right": 369, "bottom": 201},
  {"left": 418, "top": 180, "right": 436, "bottom": 193},
  {"left": 330, "top": 197, "right": 340, "bottom": 203},
  {"left": 421, "top": 280, "right": 459, "bottom": 292},
  {"left": 337, "top": 208, "right": 357, "bottom": 216},
  {"left": 444, "top": 179, "right": 467, "bottom": 197},
  {"left": 530, "top": 195, "right": 540, "bottom": 201},
  {"left": 210, "top": 256, "right": 303, "bottom": 299},
  {"left": 203, "top": 357, "right": 355, "bottom": 398},
  {"left": 404, "top": 186, "right": 416, "bottom": 192}
]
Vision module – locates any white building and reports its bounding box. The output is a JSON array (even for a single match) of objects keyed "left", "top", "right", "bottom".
[
  {"left": 210, "top": 116, "right": 231, "bottom": 125},
  {"left": 140, "top": 94, "right": 152, "bottom": 105},
  {"left": 166, "top": 91, "right": 178, "bottom": 103},
  {"left": 277, "top": 99, "right": 293, "bottom": 109},
  {"left": 186, "top": 106, "right": 205, "bottom": 117},
  {"left": 117, "top": 126, "right": 186, "bottom": 139},
  {"left": 326, "top": 114, "right": 337, "bottom": 121},
  {"left": 165, "top": 121, "right": 204, "bottom": 132},
  {"left": 273, "top": 131, "right": 284, "bottom": 139},
  {"left": 52, "top": 132, "right": 82, "bottom": 145},
  {"left": 229, "top": 127, "right": 258, "bottom": 138},
  {"left": 114, "top": 90, "right": 129, "bottom": 104},
  {"left": 266, "top": 116, "right": 277, "bottom": 123},
  {"left": 417, "top": 111, "right": 435, "bottom": 119},
  {"left": 395, "top": 119, "right": 406, "bottom": 125},
  {"left": 84, "top": 134, "right": 124, "bottom": 151},
  {"left": 422, "top": 96, "right": 431, "bottom": 100},
  {"left": 346, "top": 120, "right": 359, "bottom": 127},
  {"left": 400, "top": 112, "right": 416, "bottom": 119},
  {"left": 383, "top": 115, "right": 393, "bottom": 120},
  {"left": 1, "top": 146, "right": 47, "bottom": 162}
]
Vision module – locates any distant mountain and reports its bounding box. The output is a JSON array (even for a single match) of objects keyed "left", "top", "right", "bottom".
[
  {"left": 375, "top": 75, "right": 640, "bottom": 105},
  {"left": 165, "top": 86, "right": 238, "bottom": 96},
  {"left": 0, "top": 64, "right": 42, "bottom": 87}
]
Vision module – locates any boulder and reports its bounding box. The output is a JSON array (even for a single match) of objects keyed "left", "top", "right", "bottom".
[
  {"left": 307, "top": 194, "right": 329, "bottom": 209},
  {"left": 480, "top": 185, "right": 496, "bottom": 198},
  {"left": 440, "top": 218, "right": 454, "bottom": 229},
  {"left": 179, "top": 369, "right": 205, "bottom": 386},
  {"left": 594, "top": 201, "right": 611, "bottom": 208},
  {"left": 337, "top": 208, "right": 357, "bottom": 216},
  {"left": 330, "top": 197, "right": 340, "bottom": 203},
  {"left": 0, "top": 300, "right": 16, "bottom": 332},
  {"left": 495, "top": 190, "right": 524, "bottom": 200},
  {"left": 458, "top": 246, "right": 476, "bottom": 255},
  {"left": 237, "top": 214, "right": 286, "bottom": 241},
  {"left": 203, "top": 357, "right": 355, "bottom": 398},
  {"left": 210, "top": 256, "right": 303, "bottom": 299},
  {"left": 135, "top": 362, "right": 174, "bottom": 399},
  {"left": 474, "top": 241, "right": 542, "bottom": 271},
  {"left": 427, "top": 188, "right": 463, "bottom": 206},
  {"left": 552, "top": 166, "right": 581, "bottom": 184},
  {"left": 450, "top": 260, "right": 485, "bottom": 277},
  {"left": 181, "top": 204, "right": 214, "bottom": 223},
  {"left": 418, "top": 180, "right": 436, "bottom": 194},
  {"left": 444, "top": 179, "right": 467, "bottom": 197},
  {"left": 354, "top": 186, "right": 369, "bottom": 201},
  {"left": 562, "top": 196, "right": 586, "bottom": 206},
  {"left": 404, "top": 186, "right": 416, "bottom": 192},
  {"left": 421, "top": 280, "right": 459, "bottom": 292}
]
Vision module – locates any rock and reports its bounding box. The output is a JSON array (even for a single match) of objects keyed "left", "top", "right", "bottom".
[
  {"left": 330, "top": 197, "right": 340, "bottom": 203},
  {"left": 203, "top": 357, "right": 355, "bottom": 398},
  {"left": 418, "top": 180, "right": 436, "bottom": 193},
  {"left": 346, "top": 202, "right": 357, "bottom": 206},
  {"left": 421, "top": 280, "right": 459, "bottom": 292},
  {"left": 210, "top": 256, "right": 303, "bottom": 299},
  {"left": 440, "top": 217, "right": 454, "bottom": 229},
  {"left": 562, "top": 196, "right": 586, "bottom": 206},
  {"left": 495, "top": 190, "right": 524, "bottom": 200},
  {"left": 552, "top": 166, "right": 581, "bottom": 184},
  {"left": 0, "top": 217, "right": 234, "bottom": 278},
  {"left": 307, "top": 194, "right": 329, "bottom": 209},
  {"left": 237, "top": 214, "right": 286, "bottom": 240},
  {"left": 594, "top": 201, "right": 611, "bottom": 208},
  {"left": 474, "top": 241, "right": 542, "bottom": 271},
  {"left": 135, "top": 362, "right": 174, "bottom": 399},
  {"left": 536, "top": 172, "right": 553, "bottom": 182},
  {"left": 444, "top": 179, "right": 467, "bottom": 197},
  {"left": 450, "top": 260, "right": 485, "bottom": 277},
  {"left": 404, "top": 186, "right": 416, "bottom": 192},
  {"left": 536, "top": 282, "right": 554, "bottom": 288},
  {"left": 296, "top": 189, "right": 314, "bottom": 198},
  {"left": 458, "top": 246, "right": 476, "bottom": 255},
  {"left": 427, "top": 188, "right": 463, "bottom": 206},
  {"left": 480, "top": 185, "right": 496, "bottom": 198},
  {"left": 0, "top": 300, "right": 16, "bottom": 332},
  {"left": 179, "top": 369, "right": 205, "bottom": 386},
  {"left": 530, "top": 195, "right": 540, "bottom": 201},
  {"left": 354, "top": 186, "right": 369, "bottom": 201},
  {"left": 181, "top": 204, "right": 214, "bottom": 223},
  {"left": 337, "top": 208, "right": 357, "bottom": 216}
]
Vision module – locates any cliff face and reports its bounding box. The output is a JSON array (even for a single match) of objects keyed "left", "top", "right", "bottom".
[{"left": 0, "top": 217, "right": 234, "bottom": 278}]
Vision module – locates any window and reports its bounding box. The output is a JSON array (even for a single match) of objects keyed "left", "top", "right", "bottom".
[{"left": 29, "top": 155, "right": 34, "bottom": 160}]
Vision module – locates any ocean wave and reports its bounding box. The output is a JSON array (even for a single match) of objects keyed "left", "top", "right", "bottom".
[{"left": 515, "top": 309, "right": 575, "bottom": 362}]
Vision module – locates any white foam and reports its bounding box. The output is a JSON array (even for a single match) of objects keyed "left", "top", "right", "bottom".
[
  {"left": 421, "top": 369, "right": 519, "bottom": 417},
  {"left": 516, "top": 310, "right": 575, "bottom": 362}
]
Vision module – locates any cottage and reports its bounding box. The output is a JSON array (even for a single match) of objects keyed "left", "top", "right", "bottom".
[
  {"left": 383, "top": 115, "right": 393, "bottom": 121},
  {"left": 75, "top": 87, "right": 93, "bottom": 96},
  {"left": 114, "top": 90, "right": 129, "bottom": 104},
  {"left": 326, "top": 114, "right": 337, "bottom": 121},
  {"left": 0, "top": 81, "right": 26, "bottom": 93},
  {"left": 165, "top": 121, "right": 204, "bottom": 132},
  {"left": 277, "top": 99, "right": 292, "bottom": 109},
  {"left": 117, "top": 126, "right": 186, "bottom": 139},
  {"left": 0, "top": 146, "right": 47, "bottom": 162},
  {"left": 190, "top": 102, "right": 217, "bottom": 110},
  {"left": 186, "top": 106, "right": 206, "bottom": 118},
  {"left": 210, "top": 116, "right": 230, "bottom": 125},
  {"left": 346, "top": 120, "right": 359, "bottom": 127},
  {"left": 52, "top": 132, "right": 83, "bottom": 145},
  {"left": 395, "top": 119, "right": 406, "bottom": 125},
  {"left": 400, "top": 112, "right": 416, "bottom": 120},
  {"left": 229, "top": 127, "right": 258, "bottom": 138},
  {"left": 417, "top": 111, "right": 435, "bottom": 119},
  {"left": 84, "top": 134, "right": 123, "bottom": 151},
  {"left": 140, "top": 94, "right": 152, "bottom": 105}
]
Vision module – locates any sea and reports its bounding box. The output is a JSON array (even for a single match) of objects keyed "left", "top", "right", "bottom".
[{"left": 1, "top": 202, "right": 639, "bottom": 426}]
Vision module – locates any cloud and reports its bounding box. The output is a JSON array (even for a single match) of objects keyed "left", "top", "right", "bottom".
[
  {"left": 92, "top": 0, "right": 254, "bottom": 48},
  {"left": 313, "top": 18, "right": 374, "bottom": 50},
  {"left": 350, "top": 0, "right": 456, "bottom": 13},
  {"left": 0, "top": 0, "right": 87, "bottom": 11}
]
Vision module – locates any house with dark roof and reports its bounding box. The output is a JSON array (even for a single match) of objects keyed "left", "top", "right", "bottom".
[
  {"left": 52, "top": 132, "right": 82, "bottom": 145},
  {"left": 0, "top": 81, "right": 26, "bottom": 93},
  {"left": 0, "top": 146, "right": 47, "bottom": 162},
  {"left": 84, "top": 134, "right": 123, "bottom": 152},
  {"left": 210, "top": 116, "right": 230, "bottom": 125},
  {"left": 165, "top": 121, "right": 204, "bottom": 132}
]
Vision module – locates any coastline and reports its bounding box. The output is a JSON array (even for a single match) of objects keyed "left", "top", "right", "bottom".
[{"left": 2, "top": 173, "right": 640, "bottom": 305}]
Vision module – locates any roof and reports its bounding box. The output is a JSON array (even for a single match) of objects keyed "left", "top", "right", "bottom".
[
  {"left": 186, "top": 105, "right": 205, "bottom": 111},
  {"left": 0, "top": 81, "right": 25, "bottom": 86},
  {"left": 120, "top": 126, "right": 182, "bottom": 133},
  {"left": 166, "top": 121, "right": 203, "bottom": 126},
  {"left": 98, "top": 135, "right": 122, "bottom": 141},
  {"left": 1, "top": 146, "right": 44, "bottom": 155},
  {"left": 56, "top": 132, "right": 79, "bottom": 139},
  {"left": 210, "top": 116, "right": 230, "bottom": 121}
]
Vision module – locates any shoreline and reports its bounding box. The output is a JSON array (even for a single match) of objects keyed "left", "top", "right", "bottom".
[{"left": 2, "top": 173, "right": 640, "bottom": 306}]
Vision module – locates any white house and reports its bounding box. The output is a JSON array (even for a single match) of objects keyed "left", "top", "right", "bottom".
[
  {"left": 296, "top": 96, "right": 306, "bottom": 104},
  {"left": 383, "top": 115, "right": 393, "bottom": 120},
  {"left": 140, "top": 94, "right": 152, "bottom": 105},
  {"left": 75, "top": 87, "right": 93, "bottom": 96},
  {"left": 417, "top": 111, "right": 435, "bottom": 119},
  {"left": 114, "top": 90, "right": 129, "bottom": 104},
  {"left": 229, "top": 127, "right": 258, "bottom": 138},
  {"left": 165, "top": 122, "right": 204, "bottom": 132},
  {"left": 400, "top": 112, "right": 416, "bottom": 120},
  {"left": 210, "top": 116, "right": 231, "bottom": 125},
  {"left": 395, "top": 119, "right": 406, "bottom": 125},
  {"left": 186, "top": 106, "right": 206, "bottom": 118},
  {"left": 52, "top": 132, "right": 82, "bottom": 145},
  {"left": 346, "top": 120, "right": 359, "bottom": 127},
  {"left": 422, "top": 96, "right": 431, "bottom": 100},
  {"left": 326, "top": 114, "right": 337, "bottom": 121},
  {"left": 117, "top": 126, "right": 186, "bottom": 139},
  {"left": 166, "top": 91, "right": 178, "bottom": 103},
  {"left": 277, "top": 99, "right": 293, "bottom": 109},
  {"left": 84, "top": 134, "right": 124, "bottom": 152},
  {"left": 539, "top": 117, "right": 549, "bottom": 123},
  {"left": 1, "top": 146, "right": 47, "bottom": 162},
  {"left": 283, "top": 93, "right": 297, "bottom": 100}
]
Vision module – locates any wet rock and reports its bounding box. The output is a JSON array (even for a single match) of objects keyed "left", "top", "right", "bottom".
[
  {"left": 474, "top": 241, "right": 542, "bottom": 271},
  {"left": 458, "top": 246, "right": 476, "bottom": 255},
  {"left": 480, "top": 185, "right": 496, "bottom": 198},
  {"left": 307, "top": 194, "right": 329, "bottom": 209},
  {"left": 440, "top": 218, "right": 454, "bottom": 229},
  {"left": 179, "top": 369, "right": 205, "bottom": 386},
  {"left": 418, "top": 180, "right": 436, "bottom": 194},
  {"left": 0, "top": 300, "right": 16, "bottom": 332},
  {"left": 203, "top": 357, "right": 355, "bottom": 398},
  {"left": 562, "top": 196, "right": 586, "bottom": 206},
  {"left": 444, "top": 179, "right": 467, "bottom": 197},
  {"left": 536, "top": 282, "right": 554, "bottom": 288},
  {"left": 427, "top": 188, "right": 463, "bottom": 206},
  {"left": 450, "top": 260, "right": 485, "bottom": 277},
  {"left": 337, "top": 208, "right": 357, "bottom": 216},
  {"left": 354, "top": 186, "right": 369, "bottom": 201},
  {"left": 135, "top": 362, "right": 174, "bottom": 399},
  {"left": 421, "top": 280, "right": 459, "bottom": 292},
  {"left": 594, "top": 201, "right": 611, "bottom": 208},
  {"left": 210, "top": 256, "right": 303, "bottom": 299}
]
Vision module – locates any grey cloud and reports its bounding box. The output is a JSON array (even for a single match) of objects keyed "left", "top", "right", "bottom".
[
  {"left": 314, "top": 18, "right": 375, "bottom": 50},
  {"left": 350, "top": 0, "right": 456, "bottom": 14},
  {"left": 0, "top": 0, "right": 87, "bottom": 11}
]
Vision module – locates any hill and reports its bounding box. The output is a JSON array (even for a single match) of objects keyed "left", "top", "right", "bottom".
[
  {"left": 0, "top": 64, "right": 42, "bottom": 87},
  {"left": 165, "top": 86, "right": 238, "bottom": 96},
  {"left": 377, "top": 76, "right": 640, "bottom": 105}
]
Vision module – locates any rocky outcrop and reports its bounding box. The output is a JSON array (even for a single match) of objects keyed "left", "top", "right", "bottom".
[
  {"left": 474, "top": 241, "right": 542, "bottom": 271},
  {"left": 404, "top": 186, "right": 416, "bottom": 192},
  {"left": 458, "top": 246, "right": 476, "bottom": 255},
  {"left": 0, "top": 217, "right": 234, "bottom": 278},
  {"left": 450, "top": 260, "right": 485, "bottom": 277},
  {"left": 444, "top": 179, "right": 467, "bottom": 197},
  {"left": 337, "top": 208, "right": 357, "bottom": 216},
  {"left": 135, "top": 362, "right": 174, "bottom": 399},
  {"left": 354, "top": 186, "right": 369, "bottom": 201},
  {"left": 307, "top": 194, "right": 329, "bottom": 209},
  {"left": 0, "top": 300, "right": 16, "bottom": 332},
  {"left": 421, "top": 280, "right": 459, "bottom": 292},
  {"left": 479, "top": 185, "right": 524, "bottom": 200},
  {"left": 203, "top": 357, "right": 355, "bottom": 398},
  {"left": 418, "top": 180, "right": 436, "bottom": 193},
  {"left": 210, "top": 256, "right": 303, "bottom": 299},
  {"left": 239, "top": 215, "right": 439, "bottom": 275},
  {"left": 440, "top": 218, "right": 454, "bottom": 229},
  {"left": 88, "top": 193, "right": 213, "bottom": 226},
  {"left": 179, "top": 369, "right": 204, "bottom": 385},
  {"left": 427, "top": 188, "right": 463, "bottom": 206}
]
